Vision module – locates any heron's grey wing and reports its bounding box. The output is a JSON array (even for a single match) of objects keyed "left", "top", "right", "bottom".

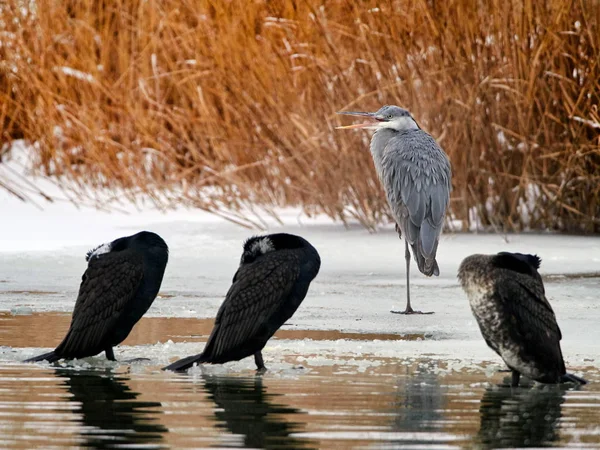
[
  {"left": 496, "top": 273, "right": 564, "bottom": 368},
  {"left": 380, "top": 133, "right": 451, "bottom": 266},
  {"left": 204, "top": 252, "right": 301, "bottom": 359},
  {"left": 56, "top": 250, "right": 144, "bottom": 355}
]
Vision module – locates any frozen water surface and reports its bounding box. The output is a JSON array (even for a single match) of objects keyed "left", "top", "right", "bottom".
[{"left": 1, "top": 147, "right": 600, "bottom": 448}]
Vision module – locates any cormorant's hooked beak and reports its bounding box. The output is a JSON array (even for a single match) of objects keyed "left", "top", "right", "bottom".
[{"left": 335, "top": 111, "right": 382, "bottom": 129}]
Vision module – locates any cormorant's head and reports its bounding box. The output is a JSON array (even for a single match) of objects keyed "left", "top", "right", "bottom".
[
  {"left": 336, "top": 105, "right": 419, "bottom": 132},
  {"left": 86, "top": 231, "right": 168, "bottom": 262},
  {"left": 458, "top": 252, "right": 543, "bottom": 290},
  {"left": 86, "top": 241, "right": 112, "bottom": 261},
  {"left": 491, "top": 252, "right": 541, "bottom": 277},
  {"left": 240, "top": 233, "right": 307, "bottom": 264}
]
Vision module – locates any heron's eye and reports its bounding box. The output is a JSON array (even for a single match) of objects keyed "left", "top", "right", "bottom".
[{"left": 387, "top": 114, "right": 393, "bottom": 119}]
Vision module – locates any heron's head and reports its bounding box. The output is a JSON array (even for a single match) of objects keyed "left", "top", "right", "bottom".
[{"left": 336, "top": 105, "right": 419, "bottom": 132}]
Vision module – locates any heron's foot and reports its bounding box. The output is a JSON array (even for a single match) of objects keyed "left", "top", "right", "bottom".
[
  {"left": 256, "top": 366, "right": 267, "bottom": 375},
  {"left": 390, "top": 309, "right": 435, "bottom": 315}
]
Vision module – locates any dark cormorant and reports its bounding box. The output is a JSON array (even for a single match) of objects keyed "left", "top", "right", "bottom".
[
  {"left": 25, "top": 231, "right": 168, "bottom": 363},
  {"left": 458, "top": 252, "right": 586, "bottom": 387},
  {"left": 163, "top": 233, "right": 321, "bottom": 372}
]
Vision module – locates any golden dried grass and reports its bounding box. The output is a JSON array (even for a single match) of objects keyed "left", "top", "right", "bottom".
[{"left": 1, "top": 0, "right": 599, "bottom": 231}]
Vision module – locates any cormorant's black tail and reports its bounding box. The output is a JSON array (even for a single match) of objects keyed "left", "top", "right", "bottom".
[
  {"left": 24, "top": 351, "right": 60, "bottom": 363},
  {"left": 561, "top": 373, "right": 587, "bottom": 385},
  {"left": 162, "top": 353, "right": 206, "bottom": 372}
]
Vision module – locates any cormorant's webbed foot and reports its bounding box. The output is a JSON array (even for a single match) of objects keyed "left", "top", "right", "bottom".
[
  {"left": 511, "top": 370, "right": 521, "bottom": 387},
  {"left": 105, "top": 347, "right": 116, "bottom": 361},
  {"left": 254, "top": 352, "right": 267, "bottom": 373},
  {"left": 123, "top": 357, "right": 151, "bottom": 363}
]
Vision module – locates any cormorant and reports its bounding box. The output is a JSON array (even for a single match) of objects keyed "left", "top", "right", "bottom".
[
  {"left": 163, "top": 233, "right": 321, "bottom": 372},
  {"left": 458, "top": 252, "right": 586, "bottom": 387},
  {"left": 25, "top": 231, "right": 168, "bottom": 363}
]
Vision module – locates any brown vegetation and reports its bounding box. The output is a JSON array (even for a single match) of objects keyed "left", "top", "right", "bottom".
[{"left": 1, "top": 0, "right": 599, "bottom": 231}]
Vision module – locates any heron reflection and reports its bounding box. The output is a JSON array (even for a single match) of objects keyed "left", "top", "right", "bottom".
[
  {"left": 477, "top": 385, "right": 567, "bottom": 448},
  {"left": 201, "top": 374, "right": 314, "bottom": 449},
  {"left": 391, "top": 369, "right": 444, "bottom": 446},
  {"left": 55, "top": 368, "right": 167, "bottom": 449}
]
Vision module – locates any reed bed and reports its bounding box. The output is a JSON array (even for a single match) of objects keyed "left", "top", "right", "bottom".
[{"left": 1, "top": 0, "right": 599, "bottom": 231}]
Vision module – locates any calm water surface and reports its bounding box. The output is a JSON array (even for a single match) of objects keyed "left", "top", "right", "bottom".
[{"left": 0, "top": 314, "right": 599, "bottom": 449}]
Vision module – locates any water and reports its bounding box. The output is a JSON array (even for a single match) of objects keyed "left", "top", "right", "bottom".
[
  {"left": 1, "top": 314, "right": 599, "bottom": 449},
  {"left": 1, "top": 229, "right": 599, "bottom": 448}
]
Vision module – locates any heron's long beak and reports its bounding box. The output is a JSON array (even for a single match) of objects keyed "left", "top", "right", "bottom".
[{"left": 335, "top": 111, "right": 378, "bottom": 129}]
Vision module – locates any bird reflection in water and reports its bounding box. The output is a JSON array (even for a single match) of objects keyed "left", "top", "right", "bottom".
[
  {"left": 201, "top": 375, "right": 314, "bottom": 449},
  {"left": 55, "top": 368, "right": 167, "bottom": 449},
  {"left": 391, "top": 369, "right": 444, "bottom": 446},
  {"left": 477, "top": 385, "right": 567, "bottom": 448}
]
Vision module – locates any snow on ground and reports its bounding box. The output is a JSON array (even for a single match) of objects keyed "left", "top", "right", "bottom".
[{"left": 1, "top": 140, "right": 599, "bottom": 372}]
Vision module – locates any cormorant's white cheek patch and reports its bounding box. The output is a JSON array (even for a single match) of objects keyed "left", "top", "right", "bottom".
[
  {"left": 87, "top": 242, "right": 112, "bottom": 261},
  {"left": 251, "top": 238, "right": 275, "bottom": 256},
  {"left": 259, "top": 238, "right": 275, "bottom": 254}
]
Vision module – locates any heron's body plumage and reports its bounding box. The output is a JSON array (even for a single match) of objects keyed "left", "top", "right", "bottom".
[{"left": 371, "top": 128, "right": 451, "bottom": 276}]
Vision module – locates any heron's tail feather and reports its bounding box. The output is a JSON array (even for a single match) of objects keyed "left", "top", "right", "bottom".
[
  {"left": 24, "top": 351, "right": 60, "bottom": 363},
  {"left": 430, "top": 259, "right": 440, "bottom": 277},
  {"left": 561, "top": 373, "right": 587, "bottom": 385},
  {"left": 412, "top": 242, "right": 440, "bottom": 277},
  {"left": 162, "top": 353, "right": 207, "bottom": 372},
  {"left": 419, "top": 257, "right": 439, "bottom": 277}
]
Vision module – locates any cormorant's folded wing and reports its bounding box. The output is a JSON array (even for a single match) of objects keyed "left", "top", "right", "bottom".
[
  {"left": 203, "top": 251, "right": 301, "bottom": 359},
  {"left": 56, "top": 250, "right": 144, "bottom": 357},
  {"left": 497, "top": 275, "right": 564, "bottom": 367}
]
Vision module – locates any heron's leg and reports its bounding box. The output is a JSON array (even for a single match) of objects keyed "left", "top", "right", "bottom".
[
  {"left": 254, "top": 351, "right": 267, "bottom": 372},
  {"left": 511, "top": 370, "right": 521, "bottom": 387},
  {"left": 390, "top": 240, "right": 434, "bottom": 315},
  {"left": 105, "top": 347, "right": 116, "bottom": 361},
  {"left": 404, "top": 239, "right": 413, "bottom": 313}
]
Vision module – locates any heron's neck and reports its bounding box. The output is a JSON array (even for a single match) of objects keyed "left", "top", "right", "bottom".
[{"left": 369, "top": 129, "right": 397, "bottom": 177}]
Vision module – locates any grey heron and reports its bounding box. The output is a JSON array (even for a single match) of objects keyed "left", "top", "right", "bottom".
[
  {"left": 164, "top": 233, "right": 321, "bottom": 372},
  {"left": 458, "top": 252, "right": 587, "bottom": 387},
  {"left": 336, "top": 105, "right": 451, "bottom": 314}
]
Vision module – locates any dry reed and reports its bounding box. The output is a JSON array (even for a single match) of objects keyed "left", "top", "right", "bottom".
[{"left": 1, "top": 0, "right": 599, "bottom": 231}]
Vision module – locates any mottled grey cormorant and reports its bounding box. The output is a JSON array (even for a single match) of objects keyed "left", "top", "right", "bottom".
[
  {"left": 458, "top": 252, "right": 586, "bottom": 387},
  {"left": 163, "top": 233, "right": 321, "bottom": 372},
  {"left": 25, "top": 231, "right": 168, "bottom": 363}
]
